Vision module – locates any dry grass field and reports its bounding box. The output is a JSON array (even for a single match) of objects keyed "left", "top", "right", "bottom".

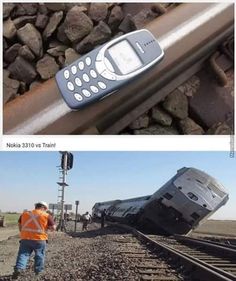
[{"left": 192, "top": 219, "right": 236, "bottom": 237}]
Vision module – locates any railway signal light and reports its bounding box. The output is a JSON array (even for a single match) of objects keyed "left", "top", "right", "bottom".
[{"left": 61, "top": 152, "right": 74, "bottom": 170}]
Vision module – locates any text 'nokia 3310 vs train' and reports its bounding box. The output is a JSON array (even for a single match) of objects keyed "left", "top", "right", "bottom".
[{"left": 92, "top": 167, "right": 229, "bottom": 235}]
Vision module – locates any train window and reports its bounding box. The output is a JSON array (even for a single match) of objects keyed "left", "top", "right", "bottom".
[
  {"left": 122, "top": 207, "right": 133, "bottom": 216},
  {"left": 191, "top": 212, "right": 200, "bottom": 220},
  {"left": 163, "top": 193, "right": 173, "bottom": 200},
  {"left": 195, "top": 179, "right": 203, "bottom": 184},
  {"left": 187, "top": 192, "right": 198, "bottom": 201}
]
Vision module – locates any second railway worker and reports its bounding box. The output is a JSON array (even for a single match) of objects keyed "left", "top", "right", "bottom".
[
  {"left": 101, "top": 209, "right": 106, "bottom": 228},
  {"left": 82, "top": 212, "right": 91, "bottom": 231},
  {"left": 12, "top": 201, "right": 56, "bottom": 279}
]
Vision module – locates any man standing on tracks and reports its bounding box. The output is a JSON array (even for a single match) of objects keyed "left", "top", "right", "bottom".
[
  {"left": 12, "top": 201, "right": 56, "bottom": 279},
  {"left": 101, "top": 209, "right": 106, "bottom": 228},
  {"left": 82, "top": 211, "right": 91, "bottom": 231}
]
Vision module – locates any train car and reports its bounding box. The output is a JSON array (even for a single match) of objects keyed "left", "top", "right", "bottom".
[
  {"left": 92, "top": 200, "right": 120, "bottom": 218},
  {"left": 92, "top": 167, "right": 229, "bottom": 235}
]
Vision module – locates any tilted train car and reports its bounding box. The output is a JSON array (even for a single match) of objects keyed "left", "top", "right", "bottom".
[{"left": 92, "top": 167, "right": 229, "bottom": 235}]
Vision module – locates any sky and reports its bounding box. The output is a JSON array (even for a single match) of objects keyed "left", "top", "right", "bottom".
[{"left": 0, "top": 151, "right": 235, "bottom": 220}]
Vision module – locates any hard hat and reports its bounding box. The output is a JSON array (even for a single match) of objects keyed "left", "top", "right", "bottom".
[{"left": 35, "top": 201, "right": 48, "bottom": 209}]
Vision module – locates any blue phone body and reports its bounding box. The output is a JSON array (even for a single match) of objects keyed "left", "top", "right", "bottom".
[{"left": 56, "top": 29, "right": 164, "bottom": 110}]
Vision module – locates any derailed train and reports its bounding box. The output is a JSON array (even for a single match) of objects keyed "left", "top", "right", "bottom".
[{"left": 92, "top": 167, "right": 229, "bottom": 235}]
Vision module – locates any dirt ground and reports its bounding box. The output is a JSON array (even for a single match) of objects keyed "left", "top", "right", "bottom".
[
  {"left": 0, "top": 226, "right": 19, "bottom": 242},
  {"left": 0, "top": 220, "right": 235, "bottom": 280}
]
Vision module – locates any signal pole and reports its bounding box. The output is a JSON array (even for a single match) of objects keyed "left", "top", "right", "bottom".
[
  {"left": 74, "top": 200, "right": 79, "bottom": 232},
  {"left": 57, "top": 152, "right": 73, "bottom": 231}
]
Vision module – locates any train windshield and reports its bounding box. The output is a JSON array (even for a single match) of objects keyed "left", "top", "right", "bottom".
[{"left": 207, "top": 182, "right": 226, "bottom": 198}]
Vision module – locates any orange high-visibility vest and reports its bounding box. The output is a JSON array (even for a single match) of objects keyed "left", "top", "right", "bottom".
[{"left": 20, "top": 209, "right": 49, "bottom": 240}]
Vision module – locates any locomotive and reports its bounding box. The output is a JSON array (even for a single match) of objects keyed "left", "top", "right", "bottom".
[{"left": 92, "top": 167, "right": 229, "bottom": 234}]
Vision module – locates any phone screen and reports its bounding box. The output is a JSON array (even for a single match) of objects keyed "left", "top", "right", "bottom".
[{"left": 108, "top": 40, "right": 142, "bottom": 75}]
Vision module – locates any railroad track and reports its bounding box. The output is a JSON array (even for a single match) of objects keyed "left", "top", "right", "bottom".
[
  {"left": 110, "top": 223, "right": 236, "bottom": 281},
  {"left": 3, "top": 3, "right": 234, "bottom": 135},
  {"left": 1, "top": 223, "right": 235, "bottom": 280},
  {"left": 136, "top": 233, "right": 236, "bottom": 281}
]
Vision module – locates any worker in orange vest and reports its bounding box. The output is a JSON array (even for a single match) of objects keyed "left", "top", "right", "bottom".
[{"left": 13, "top": 201, "right": 56, "bottom": 279}]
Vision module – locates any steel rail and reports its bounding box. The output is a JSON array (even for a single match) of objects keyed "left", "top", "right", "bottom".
[
  {"left": 133, "top": 230, "right": 236, "bottom": 281},
  {"left": 3, "top": 3, "right": 234, "bottom": 135},
  {"left": 175, "top": 235, "right": 236, "bottom": 251}
]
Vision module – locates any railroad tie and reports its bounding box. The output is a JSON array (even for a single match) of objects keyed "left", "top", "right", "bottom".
[{"left": 141, "top": 276, "right": 179, "bottom": 281}]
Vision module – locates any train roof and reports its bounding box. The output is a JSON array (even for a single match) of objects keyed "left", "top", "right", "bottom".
[
  {"left": 93, "top": 195, "right": 151, "bottom": 207},
  {"left": 180, "top": 167, "right": 228, "bottom": 194}
]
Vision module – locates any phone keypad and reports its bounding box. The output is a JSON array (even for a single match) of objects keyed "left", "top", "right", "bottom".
[
  {"left": 85, "top": 57, "right": 92, "bottom": 66},
  {"left": 78, "top": 61, "right": 84, "bottom": 70},
  {"left": 104, "top": 57, "right": 115, "bottom": 72},
  {"left": 98, "top": 81, "right": 106, "bottom": 89},
  {"left": 64, "top": 70, "right": 70, "bottom": 79},
  {"left": 67, "top": 82, "right": 74, "bottom": 91},
  {"left": 82, "top": 89, "right": 91, "bottom": 97},
  {"left": 82, "top": 74, "right": 90, "bottom": 82},
  {"left": 101, "top": 70, "right": 116, "bottom": 80},
  {"left": 71, "top": 66, "right": 77, "bottom": 75},
  {"left": 62, "top": 55, "right": 114, "bottom": 104},
  {"left": 90, "top": 86, "right": 99, "bottom": 93},
  {"left": 75, "top": 77, "right": 82, "bottom": 87},
  {"left": 90, "top": 69, "right": 97, "bottom": 78},
  {"left": 74, "top": 93, "right": 83, "bottom": 101}
]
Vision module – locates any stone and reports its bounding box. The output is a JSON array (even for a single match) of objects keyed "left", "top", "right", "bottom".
[
  {"left": 13, "top": 15, "right": 37, "bottom": 29},
  {"left": 35, "top": 14, "right": 49, "bottom": 29},
  {"left": 18, "top": 81, "right": 27, "bottom": 94},
  {"left": 29, "top": 81, "right": 42, "bottom": 90},
  {"left": 3, "top": 61, "right": 8, "bottom": 68},
  {"left": 206, "top": 122, "right": 232, "bottom": 135},
  {"left": 131, "top": 8, "right": 158, "bottom": 30},
  {"left": 13, "top": 4, "right": 38, "bottom": 17},
  {"left": 47, "top": 45, "right": 68, "bottom": 57},
  {"left": 189, "top": 69, "right": 233, "bottom": 128},
  {"left": 58, "top": 56, "right": 65, "bottom": 67},
  {"left": 8, "top": 56, "right": 37, "bottom": 84},
  {"left": 65, "top": 4, "right": 89, "bottom": 12},
  {"left": 43, "top": 11, "right": 64, "bottom": 39},
  {"left": 76, "top": 21, "right": 111, "bottom": 54},
  {"left": 151, "top": 106, "right": 172, "bottom": 126},
  {"left": 129, "top": 114, "right": 149, "bottom": 129},
  {"left": 178, "top": 75, "right": 200, "bottom": 97},
  {"left": 118, "top": 14, "right": 133, "bottom": 33},
  {"left": 178, "top": 117, "right": 204, "bottom": 135},
  {"left": 88, "top": 3, "right": 108, "bottom": 22},
  {"left": 3, "top": 3, "right": 16, "bottom": 19},
  {"left": 38, "top": 4, "right": 48, "bottom": 15},
  {"left": 45, "top": 3, "right": 66, "bottom": 11},
  {"left": 18, "top": 45, "right": 35, "bottom": 61},
  {"left": 162, "top": 89, "right": 188, "bottom": 119},
  {"left": 134, "top": 124, "right": 179, "bottom": 135},
  {"left": 4, "top": 43, "right": 22, "bottom": 63},
  {"left": 64, "top": 8, "right": 93, "bottom": 43},
  {"left": 3, "top": 38, "right": 8, "bottom": 51},
  {"left": 151, "top": 4, "right": 168, "bottom": 14},
  {"left": 3, "top": 19, "right": 17, "bottom": 39},
  {"left": 57, "top": 22, "right": 70, "bottom": 44},
  {"left": 112, "top": 32, "right": 124, "bottom": 39},
  {"left": 3, "top": 69, "right": 20, "bottom": 104},
  {"left": 108, "top": 6, "right": 124, "bottom": 31},
  {"left": 36, "top": 54, "right": 59, "bottom": 80},
  {"left": 64, "top": 48, "right": 80, "bottom": 66},
  {"left": 17, "top": 23, "right": 43, "bottom": 57}
]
